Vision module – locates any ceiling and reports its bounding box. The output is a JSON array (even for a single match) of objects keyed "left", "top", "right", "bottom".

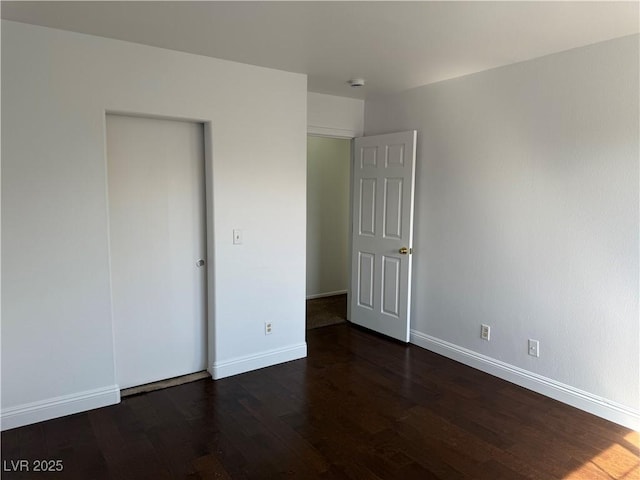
[{"left": 2, "top": 1, "right": 638, "bottom": 99}]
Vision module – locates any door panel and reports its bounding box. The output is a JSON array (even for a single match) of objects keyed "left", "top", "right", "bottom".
[
  {"left": 107, "top": 114, "right": 207, "bottom": 389},
  {"left": 359, "top": 179, "right": 377, "bottom": 236},
  {"left": 358, "top": 252, "right": 375, "bottom": 309},
  {"left": 350, "top": 131, "right": 417, "bottom": 342},
  {"left": 361, "top": 145, "right": 378, "bottom": 168},
  {"left": 383, "top": 178, "right": 403, "bottom": 239},
  {"left": 382, "top": 256, "right": 401, "bottom": 318},
  {"left": 387, "top": 144, "right": 405, "bottom": 167}
]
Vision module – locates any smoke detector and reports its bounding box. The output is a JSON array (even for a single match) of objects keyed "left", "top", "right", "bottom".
[{"left": 348, "top": 78, "right": 365, "bottom": 87}]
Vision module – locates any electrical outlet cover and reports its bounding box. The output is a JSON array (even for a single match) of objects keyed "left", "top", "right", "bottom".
[{"left": 481, "top": 324, "right": 490, "bottom": 341}]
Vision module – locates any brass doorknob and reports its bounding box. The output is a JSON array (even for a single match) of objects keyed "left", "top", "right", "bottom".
[{"left": 399, "top": 247, "right": 412, "bottom": 255}]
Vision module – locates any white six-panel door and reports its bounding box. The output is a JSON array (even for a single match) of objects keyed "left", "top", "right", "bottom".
[
  {"left": 350, "top": 131, "right": 417, "bottom": 342},
  {"left": 107, "top": 114, "right": 207, "bottom": 389}
]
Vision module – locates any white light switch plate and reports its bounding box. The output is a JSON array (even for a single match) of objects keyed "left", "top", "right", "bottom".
[{"left": 233, "top": 229, "right": 243, "bottom": 245}]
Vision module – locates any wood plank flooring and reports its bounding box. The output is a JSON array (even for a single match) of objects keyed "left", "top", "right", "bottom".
[{"left": 2, "top": 324, "right": 638, "bottom": 479}]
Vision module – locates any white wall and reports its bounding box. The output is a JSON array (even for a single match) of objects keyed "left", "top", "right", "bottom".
[
  {"left": 306, "top": 136, "right": 351, "bottom": 298},
  {"left": 365, "top": 35, "right": 639, "bottom": 428},
  {"left": 308, "top": 92, "right": 364, "bottom": 138},
  {"left": 1, "top": 20, "right": 307, "bottom": 429}
]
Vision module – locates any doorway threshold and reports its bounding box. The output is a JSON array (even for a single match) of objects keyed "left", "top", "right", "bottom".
[{"left": 120, "top": 370, "right": 211, "bottom": 397}]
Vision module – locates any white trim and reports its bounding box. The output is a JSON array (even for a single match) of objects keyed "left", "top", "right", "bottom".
[
  {"left": 209, "top": 343, "right": 307, "bottom": 380},
  {"left": 1, "top": 385, "right": 121, "bottom": 431},
  {"left": 410, "top": 330, "right": 640, "bottom": 431},
  {"left": 308, "top": 125, "right": 359, "bottom": 139},
  {"left": 306, "top": 290, "right": 348, "bottom": 300}
]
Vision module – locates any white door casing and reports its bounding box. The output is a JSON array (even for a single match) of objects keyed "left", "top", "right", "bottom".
[
  {"left": 350, "top": 131, "right": 417, "bottom": 342},
  {"left": 107, "top": 114, "right": 207, "bottom": 389}
]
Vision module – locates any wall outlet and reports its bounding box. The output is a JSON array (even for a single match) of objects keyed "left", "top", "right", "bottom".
[
  {"left": 265, "top": 322, "right": 273, "bottom": 335},
  {"left": 480, "top": 324, "right": 490, "bottom": 341},
  {"left": 528, "top": 339, "right": 540, "bottom": 357}
]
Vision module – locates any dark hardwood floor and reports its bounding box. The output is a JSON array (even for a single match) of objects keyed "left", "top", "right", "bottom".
[{"left": 2, "top": 324, "right": 638, "bottom": 479}]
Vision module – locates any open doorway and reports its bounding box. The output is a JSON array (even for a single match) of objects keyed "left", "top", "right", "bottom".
[{"left": 306, "top": 135, "right": 351, "bottom": 329}]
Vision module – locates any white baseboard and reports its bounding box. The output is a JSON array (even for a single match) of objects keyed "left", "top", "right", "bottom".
[
  {"left": 306, "top": 290, "right": 347, "bottom": 300},
  {"left": 1, "top": 385, "right": 121, "bottom": 431},
  {"left": 410, "top": 330, "right": 639, "bottom": 431},
  {"left": 209, "top": 343, "right": 307, "bottom": 380}
]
